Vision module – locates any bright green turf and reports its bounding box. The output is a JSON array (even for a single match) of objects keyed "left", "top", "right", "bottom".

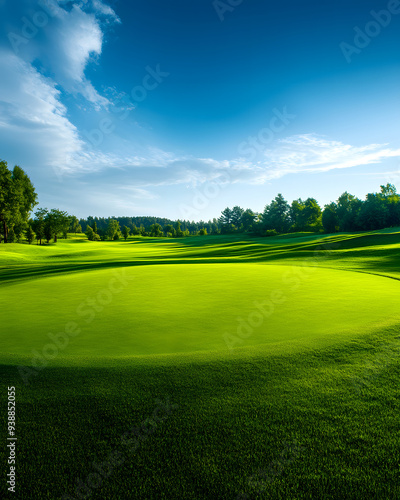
[
  {"left": 1, "top": 263, "right": 400, "bottom": 362},
  {"left": 1, "top": 231, "right": 400, "bottom": 499}
]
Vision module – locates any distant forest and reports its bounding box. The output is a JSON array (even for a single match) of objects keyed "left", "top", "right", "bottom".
[
  {"left": 1, "top": 159, "right": 400, "bottom": 243},
  {"left": 78, "top": 183, "right": 400, "bottom": 240}
]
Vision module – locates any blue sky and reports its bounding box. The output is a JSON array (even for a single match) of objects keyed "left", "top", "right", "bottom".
[{"left": 0, "top": 0, "right": 399, "bottom": 220}]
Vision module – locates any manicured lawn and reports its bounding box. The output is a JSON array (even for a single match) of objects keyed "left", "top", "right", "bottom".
[{"left": 1, "top": 231, "right": 400, "bottom": 498}]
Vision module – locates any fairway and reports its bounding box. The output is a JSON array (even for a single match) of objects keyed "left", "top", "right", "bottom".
[{"left": 2, "top": 261, "right": 400, "bottom": 362}]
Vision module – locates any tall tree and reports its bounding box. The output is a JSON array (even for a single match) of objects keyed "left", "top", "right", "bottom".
[
  {"left": 240, "top": 209, "right": 256, "bottom": 232},
  {"left": 262, "top": 194, "right": 290, "bottom": 233},
  {"left": 302, "top": 198, "right": 322, "bottom": 227},
  {"left": 122, "top": 225, "right": 131, "bottom": 240},
  {"left": 69, "top": 216, "right": 81, "bottom": 234},
  {"left": 32, "top": 208, "right": 47, "bottom": 245},
  {"left": 44, "top": 209, "right": 70, "bottom": 243},
  {"left": 163, "top": 224, "right": 175, "bottom": 237},
  {"left": 322, "top": 203, "right": 338, "bottom": 233},
  {"left": 231, "top": 206, "right": 244, "bottom": 228},
  {"left": 357, "top": 193, "right": 389, "bottom": 230},
  {"left": 25, "top": 226, "right": 35, "bottom": 245},
  {"left": 174, "top": 220, "right": 184, "bottom": 237},
  {"left": 0, "top": 161, "right": 37, "bottom": 242},
  {"left": 336, "top": 192, "right": 362, "bottom": 231},
  {"left": 107, "top": 219, "right": 120, "bottom": 240},
  {"left": 219, "top": 207, "right": 233, "bottom": 225}
]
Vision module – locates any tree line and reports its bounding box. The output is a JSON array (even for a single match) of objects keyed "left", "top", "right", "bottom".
[
  {"left": 214, "top": 185, "right": 400, "bottom": 235},
  {"left": 77, "top": 183, "right": 400, "bottom": 239},
  {"left": 1, "top": 158, "right": 400, "bottom": 244}
]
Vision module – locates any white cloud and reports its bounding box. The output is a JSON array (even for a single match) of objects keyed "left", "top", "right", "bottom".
[
  {"left": 5, "top": 0, "right": 120, "bottom": 109},
  {"left": 50, "top": 4, "right": 110, "bottom": 108},
  {"left": 91, "top": 0, "right": 121, "bottom": 23},
  {"left": 0, "top": 49, "right": 85, "bottom": 175},
  {"left": 49, "top": 133, "right": 400, "bottom": 191},
  {"left": 250, "top": 133, "right": 400, "bottom": 183}
]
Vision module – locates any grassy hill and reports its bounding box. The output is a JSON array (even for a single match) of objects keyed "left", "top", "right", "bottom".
[{"left": 1, "top": 231, "right": 400, "bottom": 498}]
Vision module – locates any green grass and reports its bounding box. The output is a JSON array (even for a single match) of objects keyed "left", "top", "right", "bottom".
[{"left": 1, "top": 230, "right": 400, "bottom": 498}]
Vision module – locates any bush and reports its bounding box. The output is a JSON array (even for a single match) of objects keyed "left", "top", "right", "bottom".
[
  {"left": 264, "top": 229, "right": 278, "bottom": 237},
  {"left": 85, "top": 226, "right": 94, "bottom": 240}
]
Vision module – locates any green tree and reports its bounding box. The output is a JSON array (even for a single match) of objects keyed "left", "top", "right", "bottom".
[
  {"left": 25, "top": 226, "right": 35, "bottom": 244},
  {"left": 69, "top": 216, "right": 81, "bottom": 234},
  {"left": 149, "top": 223, "right": 163, "bottom": 237},
  {"left": 85, "top": 225, "right": 95, "bottom": 241},
  {"left": 336, "top": 192, "right": 362, "bottom": 231},
  {"left": 380, "top": 184, "right": 400, "bottom": 226},
  {"left": 174, "top": 220, "right": 184, "bottom": 237},
  {"left": 322, "top": 203, "right": 338, "bottom": 233},
  {"left": 240, "top": 209, "right": 256, "bottom": 232},
  {"left": 44, "top": 209, "right": 70, "bottom": 243},
  {"left": 122, "top": 225, "right": 130, "bottom": 241},
  {"left": 0, "top": 161, "right": 37, "bottom": 242},
  {"left": 357, "top": 193, "right": 389, "bottom": 230},
  {"left": 289, "top": 199, "right": 304, "bottom": 230},
  {"left": 32, "top": 208, "right": 47, "bottom": 245},
  {"left": 12, "top": 165, "right": 38, "bottom": 222},
  {"left": 163, "top": 224, "right": 175, "bottom": 237},
  {"left": 107, "top": 219, "right": 120, "bottom": 240},
  {"left": 231, "top": 206, "right": 244, "bottom": 228},
  {"left": 14, "top": 221, "right": 26, "bottom": 242},
  {"left": 131, "top": 224, "right": 140, "bottom": 235},
  {"left": 7, "top": 227, "right": 16, "bottom": 243},
  {"left": 303, "top": 198, "right": 322, "bottom": 229},
  {"left": 219, "top": 207, "right": 233, "bottom": 225},
  {"left": 262, "top": 194, "right": 290, "bottom": 233}
]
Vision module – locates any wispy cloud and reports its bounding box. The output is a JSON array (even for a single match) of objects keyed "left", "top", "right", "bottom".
[
  {"left": 0, "top": 0, "right": 121, "bottom": 174},
  {"left": 0, "top": 49, "right": 85, "bottom": 173},
  {"left": 4, "top": 0, "right": 120, "bottom": 109},
  {"left": 60, "top": 133, "right": 400, "bottom": 188},
  {"left": 249, "top": 134, "right": 400, "bottom": 183}
]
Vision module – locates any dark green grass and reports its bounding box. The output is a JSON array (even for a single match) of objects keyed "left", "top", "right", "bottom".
[
  {"left": 1, "top": 231, "right": 400, "bottom": 499},
  {"left": 2, "top": 327, "right": 400, "bottom": 499}
]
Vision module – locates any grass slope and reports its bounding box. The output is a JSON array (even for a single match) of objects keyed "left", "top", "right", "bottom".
[{"left": 1, "top": 230, "right": 400, "bottom": 499}]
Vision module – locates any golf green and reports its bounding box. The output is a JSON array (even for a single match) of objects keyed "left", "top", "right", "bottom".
[{"left": 2, "top": 263, "right": 399, "bottom": 362}]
